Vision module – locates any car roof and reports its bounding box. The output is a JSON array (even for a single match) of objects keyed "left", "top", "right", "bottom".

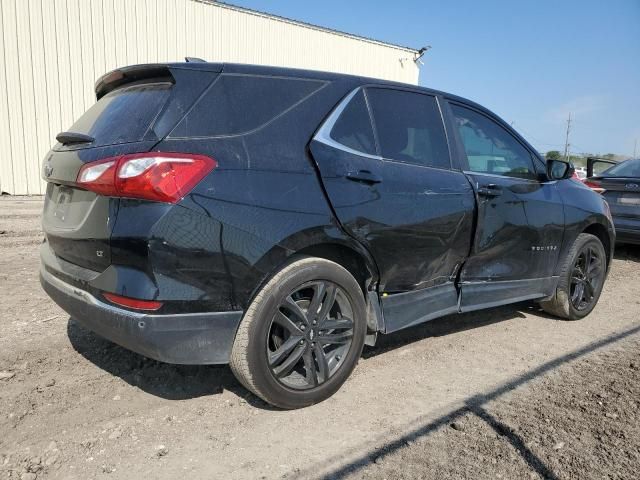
[
  {"left": 97, "top": 61, "right": 541, "bottom": 161},
  {"left": 99, "top": 61, "right": 488, "bottom": 112},
  {"left": 216, "top": 62, "right": 480, "bottom": 104}
]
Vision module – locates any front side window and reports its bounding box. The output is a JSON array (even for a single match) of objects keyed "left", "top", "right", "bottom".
[
  {"left": 366, "top": 88, "right": 450, "bottom": 169},
  {"left": 330, "top": 90, "right": 376, "bottom": 155},
  {"left": 451, "top": 104, "right": 536, "bottom": 180}
]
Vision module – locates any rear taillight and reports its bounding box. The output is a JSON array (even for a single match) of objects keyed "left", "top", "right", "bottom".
[
  {"left": 103, "top": 292, "right": 163, "bottom": 311},
  {"left": 583, "top": 179, "right": 606, "bottom": 194},
  {"left": 76, "top": 152, "right": 216, "bottom": 203}
]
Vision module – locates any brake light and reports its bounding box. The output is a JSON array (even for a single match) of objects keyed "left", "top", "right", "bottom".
[
  {"left": 103, "top": 292, "right": 163, "bottom": 311},
  {"left": 76, "top": 152, "right": 216, "bottom": 203},
  {"left": 583, "top": 179, "right": 606, "bottom": 194}
]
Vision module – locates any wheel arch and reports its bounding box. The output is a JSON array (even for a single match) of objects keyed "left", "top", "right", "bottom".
[
  {"left": 295, "top": 242, "right": 376, "bottom": 295},
  {"left": 556, "top": 216, "right": 614, "bottom": 279},
  {"left": 238, "top": 228, "right": 381, "bottom": 308},
  {"left": 283, "top": 241, "right": 384, "bottom": 337},
  {"left": 582, "top": 222, "right": 612, "bottom": 271},
  {"left": 237, "top": 235, "right": 383, "bottom": 339}
]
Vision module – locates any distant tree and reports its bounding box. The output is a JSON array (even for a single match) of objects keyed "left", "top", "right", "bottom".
[
  {"left": 545, "top": 150, "right": 562, "bottom": 160},
  {"left": 603, "top": 153, "right": 616, "bottom": 160}
]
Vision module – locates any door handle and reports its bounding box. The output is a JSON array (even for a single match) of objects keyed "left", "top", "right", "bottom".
[
  {"left": 477, "top": 183, "right": 502, "bottom": 197},
  {"left": 345, "top": 170, "right": 382, "bottom": 185}
]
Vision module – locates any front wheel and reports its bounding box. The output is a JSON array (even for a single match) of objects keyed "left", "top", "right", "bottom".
[
  {"left": 539, "top": 233, "right": 607, "bottom": 320},
  {"left": 230, "top": 256, "right": 367, "bottom": 409}
]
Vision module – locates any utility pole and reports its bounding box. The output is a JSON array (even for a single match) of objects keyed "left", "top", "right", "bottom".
[{"left": 563, "top": 113, "right": 572, "bottom": 162}]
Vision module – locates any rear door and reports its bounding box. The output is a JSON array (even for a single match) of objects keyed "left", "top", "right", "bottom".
[
  {"left": 310, "top": 86, "right": 475, "bottom": 332},
  {"left": 445, "top": 101, "right": 564, "bottom": 310}
]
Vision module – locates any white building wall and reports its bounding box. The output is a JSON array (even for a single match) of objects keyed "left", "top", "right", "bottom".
[{"left": 0, "top": 0, "right": 418, "bottom": 195}]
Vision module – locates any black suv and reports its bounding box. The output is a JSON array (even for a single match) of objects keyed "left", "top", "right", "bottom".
[{"left": 41, "top": 62, "right": 615, "bottom": 408}]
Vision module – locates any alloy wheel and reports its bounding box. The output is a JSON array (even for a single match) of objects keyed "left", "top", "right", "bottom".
[
  {"left": 266, "top": 280, "right": 355, "bottom": 390},
  {"left": 570, "top": 245, "right": 604, "bottom": 311}
]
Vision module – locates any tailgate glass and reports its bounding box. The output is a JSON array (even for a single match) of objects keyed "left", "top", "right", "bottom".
[{"left": 58, "top": 82, "right": 172, "bottom": 149}]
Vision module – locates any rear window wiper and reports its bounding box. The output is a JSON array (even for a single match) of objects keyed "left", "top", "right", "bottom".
[{"left": 56, "top": 131, "right": 95, "bottom": 145}]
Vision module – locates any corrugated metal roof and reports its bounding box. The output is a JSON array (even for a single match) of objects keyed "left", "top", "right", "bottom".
[{"left": 195, "top": 0, "right": 419, "bottom": 53}]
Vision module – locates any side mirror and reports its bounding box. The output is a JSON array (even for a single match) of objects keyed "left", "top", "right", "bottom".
[{"left": 547, "top": 159, "right": 575, "bottom": 180}]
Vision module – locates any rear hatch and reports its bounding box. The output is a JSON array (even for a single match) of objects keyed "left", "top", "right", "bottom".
[{"left": 42, "top": 64, "right": 220, "bottom": 271}]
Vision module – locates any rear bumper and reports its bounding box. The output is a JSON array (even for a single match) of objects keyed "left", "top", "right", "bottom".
[
  {"left": 615, "top": 228, "right": 640, "bottom": 245},
  {"left": 40, "top": 267, "right": 243, "bottom": 364},
  {"left": 612, "top": 216, "right": 640, "bottom": 245}
]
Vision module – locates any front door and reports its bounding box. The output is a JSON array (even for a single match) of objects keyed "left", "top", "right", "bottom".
[
  {"left": 446, "top": 101, "right": 564, "bottom": 311},
  {"left": 310, "top": 87, "right": 475, "bottom": 332}
]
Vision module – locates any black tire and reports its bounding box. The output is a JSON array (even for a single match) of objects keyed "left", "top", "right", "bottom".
[
  {"left": 539, "top": 233, "right": 607, "bottom": 320},
  {"left": 229, "top": 256, "right": 367, "bottom": 409}
]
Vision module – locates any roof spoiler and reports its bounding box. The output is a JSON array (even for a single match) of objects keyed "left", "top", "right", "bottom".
[{"left": 95, "top": 64, "right": 174, "bottom": 99}]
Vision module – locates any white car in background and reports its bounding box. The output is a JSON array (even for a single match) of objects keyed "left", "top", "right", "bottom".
[{"left": 575, "top": 167, "right": 587, "bottom": 180}]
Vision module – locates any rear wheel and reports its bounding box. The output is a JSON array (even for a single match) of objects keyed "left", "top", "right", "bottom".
[
  {"left": 230, "top": 256, "right": 367, "bottom": 409},
  {"left": 539, "top": 233, "right": 607, "bottom": 320}
]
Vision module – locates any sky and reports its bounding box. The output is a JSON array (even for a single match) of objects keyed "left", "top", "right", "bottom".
[{"left": 231, "top": 0, "right": 640, "bottom": 157}]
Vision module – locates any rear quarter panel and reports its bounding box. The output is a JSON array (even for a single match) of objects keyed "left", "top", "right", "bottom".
[{"left": 160, "top": 78, "right": 376, "bottom": 309}]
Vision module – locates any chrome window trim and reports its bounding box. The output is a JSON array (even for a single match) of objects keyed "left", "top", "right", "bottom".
[
  {"left": 313, "top": 87, "right": 382, "bottom": 161},
  {"left": 462, "top": 170, "right": 541, "bottom": 183}
]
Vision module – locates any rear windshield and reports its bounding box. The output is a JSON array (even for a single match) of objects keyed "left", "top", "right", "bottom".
[
  {"left": 602, "top": 159, "right": 640, "bottom": 177},
  {"left": 62, "top": 82, "right": 172, "bottom": 148}
]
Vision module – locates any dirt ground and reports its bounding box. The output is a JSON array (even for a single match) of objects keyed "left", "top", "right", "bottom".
[{"left": 1, "top": 195, "right": 639, "bottom": 480}]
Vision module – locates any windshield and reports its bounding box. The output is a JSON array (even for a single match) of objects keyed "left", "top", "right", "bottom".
[{"left": 601, "top": 159, "right": 640, "bottom": 177}]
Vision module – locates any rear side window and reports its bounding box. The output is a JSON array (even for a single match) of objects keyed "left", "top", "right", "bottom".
[
  {"left": 170, "top": 74, "right": 325, "bottom": 138},
  {"left": 64, "top": 82, "right": 172, "bottom": 147},
  {"left": 451, "top": 104, "right": 536, "bottom": 180},
  {"left": 330, "top": 90, "right": 376, "bottom": 155},
  {"left": 366, "top": 88, "right": 450, "bottom": 169}
]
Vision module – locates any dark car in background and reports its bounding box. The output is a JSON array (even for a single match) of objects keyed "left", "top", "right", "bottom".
[
  {"left": 40, "top": 62, "right": 614, "bottom": 408},
  {"left": 585, "top": 158, "right": 640, "bottom": 244}
]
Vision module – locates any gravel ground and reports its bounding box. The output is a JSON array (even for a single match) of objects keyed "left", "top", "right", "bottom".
[
  {"left": 343, "top": 337, "right": 640, "bottom": 480},
  {"left": 1, "top": 195, "right": 639, "bottom": 480}
]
